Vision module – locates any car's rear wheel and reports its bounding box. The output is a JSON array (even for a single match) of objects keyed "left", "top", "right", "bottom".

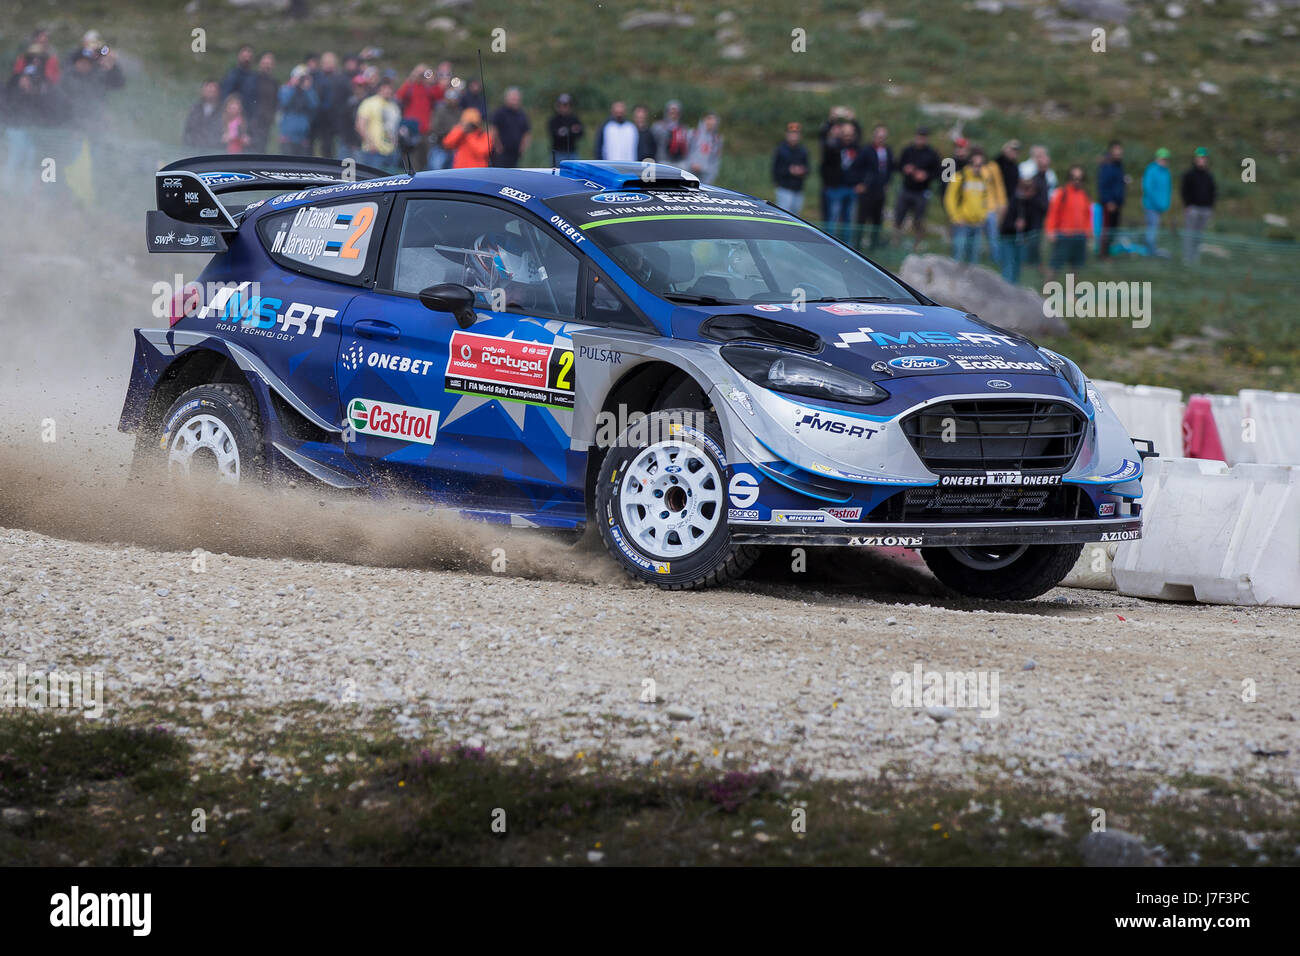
[
  {"left": 143, "top": 383, "right": 265, "bottom": 486},
  {"left": 920, "top": 542, "right": 1083, "bottom": 600},
  {"left": 595, "top": 410, "right": 757, "bottom": 589}
]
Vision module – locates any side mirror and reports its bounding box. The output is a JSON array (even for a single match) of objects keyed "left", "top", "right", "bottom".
[{"left": 418, "top": 283, "right": 477, "bottom": 329}]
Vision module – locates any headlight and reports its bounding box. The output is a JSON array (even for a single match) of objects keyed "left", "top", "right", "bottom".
[
  {"left": 721, "top": 344, "right": 889, "bottom": 405},
  {"left": 1038, "top": 347, "right": 1086, "bottom": 400}
]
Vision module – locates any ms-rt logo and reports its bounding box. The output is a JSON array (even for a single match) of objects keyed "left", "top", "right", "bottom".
[{"left": 796, "top": 411, "right": 879, "bottom": 440}]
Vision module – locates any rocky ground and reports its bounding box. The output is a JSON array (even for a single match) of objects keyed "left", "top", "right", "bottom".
[{"left": 3, "top": 524, "right": 1296, "bottom": 789}]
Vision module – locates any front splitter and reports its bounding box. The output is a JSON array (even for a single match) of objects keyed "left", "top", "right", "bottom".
[{"left": 729, "top": 518, "right": 1142, "bottom": 548}]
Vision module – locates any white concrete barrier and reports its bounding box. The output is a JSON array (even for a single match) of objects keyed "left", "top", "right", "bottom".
[
  {"left": 1204, "top": 393, "right": 1245, "bottom": 463},
  {"left": 1112, "top": 457, "right": 1300, "bottom": 607},
  {"left": 1238, "top": 389, "right": 1300, "bottom": 466},
  {"left": 1093, "top": 380, "right": 1185, "bottom": 459}
]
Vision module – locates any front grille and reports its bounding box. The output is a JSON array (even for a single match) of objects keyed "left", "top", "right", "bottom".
[
  {"left": 869, "top": 485, "right": 1094, "bottom": 523},
  {"left": 901, "top": 400, "right": 1086, "bottom": 474}
]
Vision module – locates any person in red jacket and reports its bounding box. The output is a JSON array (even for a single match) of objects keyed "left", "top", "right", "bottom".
[
  {"left": 1045, "top": 164, "right": 1093, "bottom": 274},
  {"left": 442, "top": 107, "right": 492, "bottom": 168},
  {"left": 11, "top": 29, "right": 60, "bottom": 86},
  {"left": 396, "top": 63, "right": 440, "bottom": 169}
]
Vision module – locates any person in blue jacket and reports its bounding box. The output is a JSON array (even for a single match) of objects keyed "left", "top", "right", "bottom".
[
  {"left": 1096, "top": 140, "right": 1127, "bottom": 258},
  {"left": 771, "top": 121, "right": 810, "bottom": 215},
  {"left": 1141, "top": 147, "right": 1172, "bottom": 254},
  {"left": 277, "top": 65, "right": 319, "bottom": 155}
]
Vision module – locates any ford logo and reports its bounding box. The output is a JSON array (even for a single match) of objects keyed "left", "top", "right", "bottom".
[
  {"left": 986, "top": 379, "right": 1013, "bottom": 389},
  {"left": 888, "top": 355, "right": 949, "bottom": 371},
  {"left": 592, "top": 191, "right": 649, "bottom": 204},
  {"left": 199, "top": 171, "right": 256, "bottom": 185}
]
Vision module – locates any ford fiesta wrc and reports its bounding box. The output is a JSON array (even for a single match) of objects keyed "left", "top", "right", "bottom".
[{"left": 120, "top": 155, "right": 1148, "bottom": 600}]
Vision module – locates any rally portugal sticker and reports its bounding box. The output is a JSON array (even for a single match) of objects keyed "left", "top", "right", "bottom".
[{"left": 445, "top": 331, "right": 574, "bottom": 409}]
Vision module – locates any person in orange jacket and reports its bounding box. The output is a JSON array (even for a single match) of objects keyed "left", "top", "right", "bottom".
[
  {"left": 442, "top": 107, "right": 492, "bottom": 168},
  {"left": 1045, "top": 164, "right": 1093, "bottom": 273}
]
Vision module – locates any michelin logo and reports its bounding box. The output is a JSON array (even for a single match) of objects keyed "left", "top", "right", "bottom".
[
  {"left": 1098, "top": 459, "right": 1141, "bottom": 482},
  {"left": 772, "top": 511, "right": 827, "bottom": 523}
]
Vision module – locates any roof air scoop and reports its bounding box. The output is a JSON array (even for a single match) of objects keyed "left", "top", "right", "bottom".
[{"left": 557, "top": 160, "right": 700, "bottom": 191}]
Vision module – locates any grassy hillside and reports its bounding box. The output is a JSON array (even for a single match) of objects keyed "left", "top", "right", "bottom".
[{"left": 8, "top": 0, "right": 1299, "bottom": 390}]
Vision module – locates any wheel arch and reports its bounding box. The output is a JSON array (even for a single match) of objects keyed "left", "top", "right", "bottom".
[
  {"left": 139, "top": 341, "right": 335, "bottom": 453},
  {"left": 142, "top": 348, "right": 250, "bottom": 437},
  {"left": 582, "top": 359, "right": 714, "bottom": 519}
]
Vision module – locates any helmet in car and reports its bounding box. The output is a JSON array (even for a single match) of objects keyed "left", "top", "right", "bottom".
[{"left": 467, "top": 232, "right": 546, "bottom": 289}]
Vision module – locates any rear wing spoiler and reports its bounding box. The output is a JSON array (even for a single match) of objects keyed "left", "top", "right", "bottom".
[{"left": 147, "top": 154, "right": 392, "bottom": 253}]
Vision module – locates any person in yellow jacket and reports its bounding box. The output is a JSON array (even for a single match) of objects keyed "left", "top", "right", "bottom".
[{"left": 943, "top": 147, "right": 1005, "bottom": 263}]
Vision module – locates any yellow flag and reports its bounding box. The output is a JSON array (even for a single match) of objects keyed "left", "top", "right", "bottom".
[{"left": 66, "top": 137, "right": 94, "bottom": 205}]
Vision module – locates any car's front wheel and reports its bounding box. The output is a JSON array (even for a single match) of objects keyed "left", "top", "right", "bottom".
[
  {"left": 595, "top": 409, "right": 757, "bottom": 589},
  {"left": 920, "top": 542, "right": 1083, "bottom": 600},
  {"left": 144, "top": 383, "right": 265, "bottom": 486}
]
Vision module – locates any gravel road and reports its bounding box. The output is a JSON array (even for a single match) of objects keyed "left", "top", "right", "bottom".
[{"left": 3, "top": 523, "right": 1296, "bottom": 787}]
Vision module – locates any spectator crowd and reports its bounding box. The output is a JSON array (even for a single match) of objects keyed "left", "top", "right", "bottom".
[
  {"left": 5, "top": 25, "right": 1221, "bottom": 271},
  {"left": 4, "top": 28, "right": 124, "bottom": 179},
  {"left": 770, "top": 106, "right": 1220, "bottom": 270},
  {"left": 179, "top": 43, "right": 729, "bottom": 187}
]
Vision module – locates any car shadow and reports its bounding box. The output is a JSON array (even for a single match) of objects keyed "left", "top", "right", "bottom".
[{"left": 741, "top": 545, "right": 1090, "bottom": 617}]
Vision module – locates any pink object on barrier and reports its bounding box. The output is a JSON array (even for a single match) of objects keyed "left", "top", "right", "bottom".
[{"left": 1182, "top": 395, "right": 1226, "bottom": 461}]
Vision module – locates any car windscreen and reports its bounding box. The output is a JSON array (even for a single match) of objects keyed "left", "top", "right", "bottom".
[{"left": 545, "top": 190, "right": 918, "bottom": 305}]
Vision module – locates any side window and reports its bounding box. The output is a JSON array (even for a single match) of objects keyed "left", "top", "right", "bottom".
[
  {"left": 390, "top": 198, "right": 580, "bottom": 319},
  {"left": 259, "top": 199, "right": 380, "bottom": 279},
  {"left": 585, "top": 272, "right": 644, "bottom": 329}
]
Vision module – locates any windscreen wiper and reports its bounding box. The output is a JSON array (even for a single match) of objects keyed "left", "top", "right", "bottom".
[
  {"left": 803, "top": 296, "right": 897, "bottom": 303},
  {"left": 663, "top": 293, "right": 736, "bottom": 305}
]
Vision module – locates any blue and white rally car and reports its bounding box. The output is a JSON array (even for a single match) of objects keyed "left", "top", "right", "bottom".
[{"left": 121, "top": 155, "right": 1147, "bottom": 599}]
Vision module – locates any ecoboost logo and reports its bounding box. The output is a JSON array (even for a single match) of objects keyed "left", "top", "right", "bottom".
[{"left": 348, "top": 398, "right": 439, "bottom": 445}]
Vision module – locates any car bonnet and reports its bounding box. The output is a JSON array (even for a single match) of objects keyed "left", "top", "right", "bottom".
[{"left": 687, "top": 302, "right": 1058, "bottom": 379}]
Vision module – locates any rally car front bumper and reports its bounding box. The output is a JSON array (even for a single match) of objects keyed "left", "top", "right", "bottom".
[{"left": 729, "top": 517, "right": 1142, "bottom": 548}]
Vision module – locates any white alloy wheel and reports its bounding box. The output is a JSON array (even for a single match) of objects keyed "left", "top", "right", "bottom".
[
  {"left": 168, "top": 413, "right": 242, "bottom": 483},
  {"left": 618, "top": 439, "right": 723, "bottom": 559}
]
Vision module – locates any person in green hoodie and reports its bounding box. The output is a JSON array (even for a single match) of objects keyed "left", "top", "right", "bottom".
[{"left": 1141, "top": 147, "right": 1172, "bottom": 254}]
